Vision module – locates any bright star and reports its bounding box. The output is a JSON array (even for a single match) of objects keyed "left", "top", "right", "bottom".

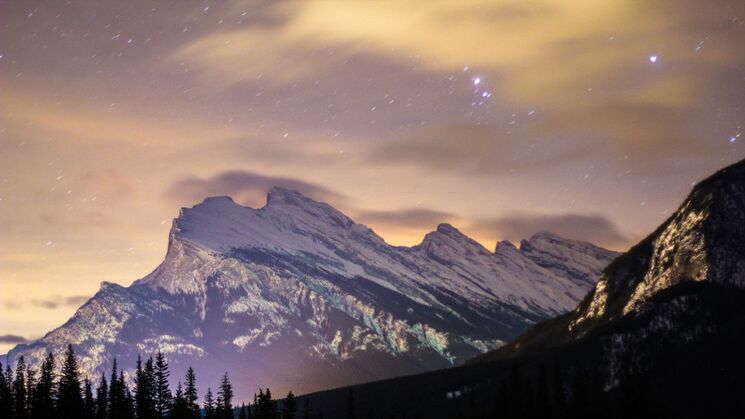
[
  {"left": 472, "top": 77, "right": 481, "bottom": 85},
  {"left": 649, "top": 55, "right": 658, "bottom": 63}
]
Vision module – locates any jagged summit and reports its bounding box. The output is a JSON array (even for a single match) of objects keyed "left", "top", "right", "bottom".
[{"left": 7, "top": 186, "right": 618, "bottom": 397}]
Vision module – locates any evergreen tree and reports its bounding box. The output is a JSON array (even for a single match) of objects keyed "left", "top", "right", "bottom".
[
  {"left": 24, "top": 366, "right": 36, "bottom": 419},
  {"left": 217, "top": 373, "right": 233, "bottom": 419},
  {"left": 346, "top": 390, "right": 356, "bottom": 419},
  {"left": 109, "top": 361, "right": 130, "bottom": 419},
  {"left": 0, "top": 362, "right": 13, "bottom": 419},
  {"left": 31, "top": 353, "right": 56, "bottom": 419},
  {"left": 123, "top": 377, "right": 135, "bottom": 419},
  {"left": 239, "top": 403, "right": 248, "bottom": 419},
  {"left": 83, "top": 379, "right": 96, "bottom": 419},
  {"left": 256, "top": 388, "right": 277, "bottom": 419},
  {"left": 14, "top": 356, "right": 28, "bottom": 419},
  {"left": 184, "top": 367, "right": 199, "bottom": 419},
  {"left": 135, "top": 355, "right": 156, "bottom": 419},
  {"left": 203, "top": 387, "right": 216, "bottom": 419},
  {"left": 171, "top": 382, "right": 189, "bottom": 419},
  {"left": 154, "top": 352, "right": 172, "bottom": 418},
  {"left": 57, "top": 345, "right": 83, "bottom": 419},
  {"left": 94, "top": 374, "right": 108, "bottom": 419},
  {"left": 283, "top": 391, "right": 297, "bottom": 419}
]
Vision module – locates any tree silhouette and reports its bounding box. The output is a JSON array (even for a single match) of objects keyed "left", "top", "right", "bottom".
[
  {"left": 283, "top": 391, "right": 297, "bottom": 419},
  {"left": 154, "top": 352, "right": 172, "bottom": 418},
  {"left": 216, "top": 373, "right": 233, "bottom": 419},
  {"left": 203, "top": 387, "right": 216, "bottom": 419},
  {"left": 57, "top": 345, "right": 84, "bottom": 419},
  {"left": 83, "top": 379, "right": 96, "bottom": 419},
  {"left": 135, "top": 355, "right": 156, "bottom": 419},
  {"left": 31, "top": 353, "right": 56, "bottom": 419},
  {"left": 184, "top": 367, "right": 199, "bottom": 419},
  {"left": 95, "top": 373, "right": 108, "bottom": 419},
  {"left": 14, "top": 356, "right": 28, "bottom": 419},
  {"left": 0, "top": 362, "right": 12, "bottom": 419}
]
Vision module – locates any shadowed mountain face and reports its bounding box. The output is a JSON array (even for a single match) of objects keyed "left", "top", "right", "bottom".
[
  {"left": 4, "top": 189, "right": 616, "bottom": 397},
  {"left": 480, "top": 158, "right": 745, "bottom": 361},
  {"left": 296, "top": 159, "right": 745, "bottom": 419}
]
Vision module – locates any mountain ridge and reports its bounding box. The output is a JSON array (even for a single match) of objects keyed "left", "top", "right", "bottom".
[{"left": 5, "top": 188, "right": 617, "bottom": 396}]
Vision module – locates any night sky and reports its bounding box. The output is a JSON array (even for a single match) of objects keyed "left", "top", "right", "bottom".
[{"left": 1, "top": 0, "right": 744, "bottom": 351}]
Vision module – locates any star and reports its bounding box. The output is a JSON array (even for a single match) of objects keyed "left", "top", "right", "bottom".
[
  {"left": 472, "top": 76, "right": 481, "bottom": 85},
  {"left": 649, "top": 55, "right": 659, "bottom": 63}
]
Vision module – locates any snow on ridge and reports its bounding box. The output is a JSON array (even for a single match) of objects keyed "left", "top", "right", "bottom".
[{"left": 6, "top": 188, "right": 619, "bottom": 395}]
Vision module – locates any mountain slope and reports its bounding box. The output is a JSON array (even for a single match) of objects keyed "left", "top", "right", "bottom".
[
  {"left": 4, "top": 188, "right": 616, "bottom": 397},
  {"left": 297, "top": 158, "right": 745, "bottom": 419},
  {"left": 479, "top": 157, "right": 745, "bottom": 361}
]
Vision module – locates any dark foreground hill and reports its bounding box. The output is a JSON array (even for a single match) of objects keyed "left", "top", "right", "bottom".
[{"left": 298, "top": 159, "right": 745, "bottom": 419}]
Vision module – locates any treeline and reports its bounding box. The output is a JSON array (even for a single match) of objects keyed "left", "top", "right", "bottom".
[{"left": 0, "top": 345, "right": 315, "bottom": 419}]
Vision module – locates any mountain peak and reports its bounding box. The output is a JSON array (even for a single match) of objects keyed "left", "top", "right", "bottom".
[
  {"left": 570, "top": 158, "right": 745, "bottom": 330},
  {"left": 266, "top": 187, "right": 309, "bottom": 205}
]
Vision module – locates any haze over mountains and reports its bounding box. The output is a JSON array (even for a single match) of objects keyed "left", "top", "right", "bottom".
[{"left": 4, "top": 188, "right": 616, "bottom": 396}]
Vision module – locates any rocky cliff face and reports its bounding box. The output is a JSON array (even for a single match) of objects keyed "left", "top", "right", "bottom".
[
  {"left": 478, "top": 159, "right": 745, "bottom": 391},
  {"left": 5, "top": 188, "right": 616, "bottom": 396}
]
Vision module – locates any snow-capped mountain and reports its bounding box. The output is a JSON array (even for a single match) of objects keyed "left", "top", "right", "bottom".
[{"left": 4, "top": 188, "right": 617, "bottom": 396}]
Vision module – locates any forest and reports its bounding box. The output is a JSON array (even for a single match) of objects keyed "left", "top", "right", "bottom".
[{"left": 0, "top": 345, "right": 315, "bottom": 419}]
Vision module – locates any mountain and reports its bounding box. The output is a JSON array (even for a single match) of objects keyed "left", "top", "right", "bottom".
[
  {"left": 298, "top": 158, "right": 745, "bottom": 419},
  {"left": 4, "top": 188, "right": 616, "bottom": 397},
  {"left": 480, "top": 157, "right": 745, "bottom": 361}
]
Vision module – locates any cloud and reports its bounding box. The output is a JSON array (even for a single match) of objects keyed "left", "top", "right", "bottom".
[
  {"left": 4, "top": 295, "right": 91, "bottom": 311},
  {"left": 370, "top": 124, "right": 592, "bottom": 174},
  {"left": 354, "top": 208, "right": 457, "bottom": 230},
  {"left": 168, "top": 0, "right": 626, "bottom": 89},
  {"left": 166, "top": 170, "right": 345, "bottom": 208},
  {"left": 472, "top": 212, "right": 630, "bottom": 249},
  {"left": 0, "top": 335, "right": 30, "bottom": 345}
]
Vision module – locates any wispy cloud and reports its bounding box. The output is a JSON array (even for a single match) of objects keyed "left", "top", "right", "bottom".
[
  {"left": 4, "top": 295, "right": 91, "bottom": 311},
  {"left": 0, "top": 335, "right": 30, "bottom": 345},
  {"left": 166, "top": 170, "right": 345, "bottom": 208},
  {"left": 472, "top": 213, "right": 631, "bottom": 250}
]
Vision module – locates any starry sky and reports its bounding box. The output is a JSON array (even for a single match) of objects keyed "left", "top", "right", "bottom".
[{"left": 1, "top": 0, "right": 745, "bottom": 352}]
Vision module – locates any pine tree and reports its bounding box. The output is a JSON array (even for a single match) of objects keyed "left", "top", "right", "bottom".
[
  {"left": 31, "top": 353, "right": 56, "bottom": 419},
  {"left": 256, "top": 388, "right": 277, "bottom": 419},
  {"left": 217, "top": 373, "right": 233, "bottom": 419},
  {"left": 109, "top": 361, "right": 131, "bottom": 419},
  {"left": 24, "top": 366, "right": 36, "bottom": 419},
  {"left": 123, "top": 377, "right": 135, "bottom": 419},
  {"left": 57, "top": 345, "right": 84, "bottom": 419},
  {"left": 283, "top": 391, "right": 297, "bottom": 419},
  {"left": 135, "top": 355, "right": 156, "bottom": 419},
  {"left": 83, "top": 379, "right": 96, "bottom": 419},
  {"left": 154, "top": 352, "right": 172, "bottom": 418},
  {"left": 203, "top": 387, "right": 216, "bottom": 419},
  {"left": 184, "top": 367, "right": 199, "bottom": 419},
  {"left": 109, "top": 359, "right": 120, "bottom": 419},
  {"left": 0, "top": 361, "right": 13, "bottom": 419},
  {"left": 14, "top": 356, "right": 29, "bottom": 419},
  {"left": 171, "top": 382, "right": 189, "bottom": 419},
  {"left": 95, "top": 374, "right": 108, "bottom": 419}
]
